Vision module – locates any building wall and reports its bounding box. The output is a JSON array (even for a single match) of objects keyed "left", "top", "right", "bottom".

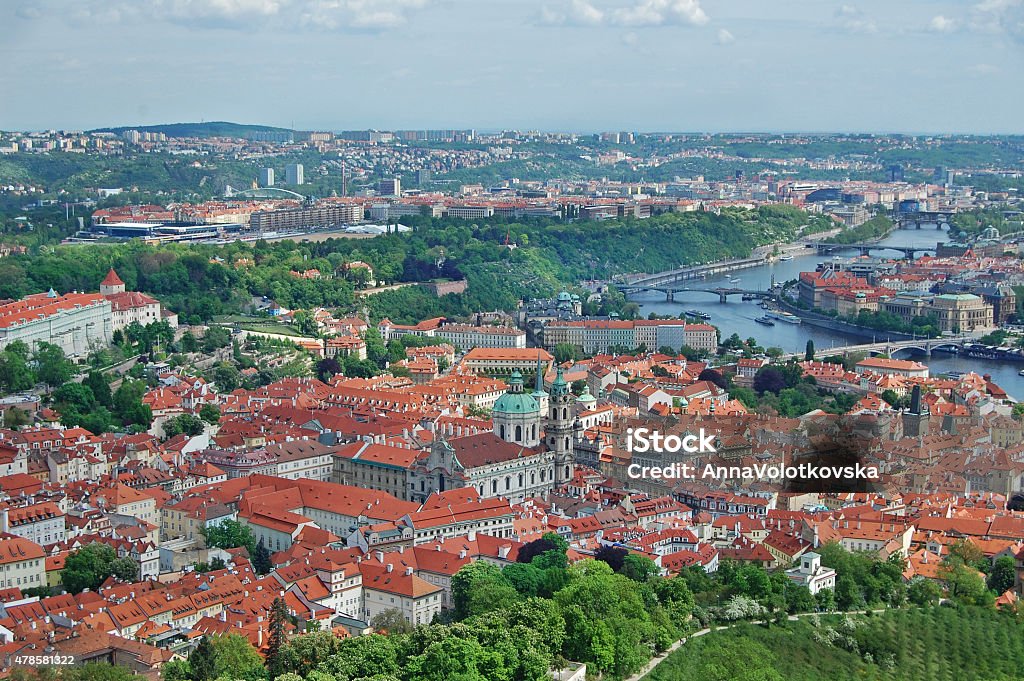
[{"left": 0, "top": 299, "right": 112, "bottom": 358}]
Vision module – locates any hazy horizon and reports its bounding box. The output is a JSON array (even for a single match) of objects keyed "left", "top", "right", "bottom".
[{"left": 3, "top": 0, "right": 1024, "bottom": 134}]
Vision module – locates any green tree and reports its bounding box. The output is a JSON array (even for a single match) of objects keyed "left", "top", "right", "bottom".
[
  {"left": 553, "top": 343, "right": 579, "bottom": 364},
  {"left": 621, "top": 554, "right": 661, "bottom": 582},
  {"left": 112, "top": 379, "right": 153, "bottom": 429},
  {"left": 804, "top": 339, "right": 815, "bottom": 362},
  {"left": 201, "top": 520, "right": 256, "bottom": 554},
  {"left": 180, "top": 331, "right": 199, "bottom": 353},
  {"left": 61, "top": 543, "right": 139, "bottom": 594},
  {"left": 203, "top": 326, "right": 231, "bottom": 352},
  {"left": 555, "top": 562, "right": 667, "bottom": 678},
  {"left": 451, "top": 561, "right": 517, "bottom": 620},
  {"left": 33, "top": 342, "right": 74, "bottom": 388},
  {"left": 253, "top": 537, "right": 273, "bottom": 575},
  {"left": 318, "top": 633, "right": 401, "bottom": 680},
  {"left": 53, "top": 382, "right": 97, "bottom": 417},
  {"left": 783, "top": 582, "right": 815, "bottom": 614},
  {"left": 266, "top": 596, "right": 290, "bottom": 680},
  {"left": 406, "top": 635, "right": 487, "bottom": 681},
  {"left": 370, "top": 607, "right": 414, "bottom": 634},
  {"left": 278, "top": 630, "right": 343, "bottom": 677},
  {"left": 213, "top": 363, "right": 241, "bottom": 392},
  {"left": 83, "top": 370, "right": 113, "bottom": 407},
  {"left": 907, "top": 577, "right": 942, "bottom": 606},
  {"left": 210, "top": 634, "right": 264, "bottom": 680},
  {"left": 941, "top": 562, "right": 992, "bottom": 607},
  {"left": 0, "top": 345, "right": 35, "bottom": 392},
  {"left": 163, "top": 413, "right": 206, "bottom": 438},
  {"left": 160, "top": 659, "right": 191, "bottom": 681},
  {"left": 988, "top": 555, "right": 1017, "bottom": 594},
  {"left": 198, "top": 403, "right": 221, "bottom": 424},
  {"left": 2, "top": 407, "right": 30, "bottom": 430}
]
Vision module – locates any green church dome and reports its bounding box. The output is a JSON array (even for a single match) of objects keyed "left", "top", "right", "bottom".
[
  {"left": 492, "top": 391, "right": 540, "bottom": 414},
  {"left": 493, "top": 370, "right": 539, "bottom": 414}
]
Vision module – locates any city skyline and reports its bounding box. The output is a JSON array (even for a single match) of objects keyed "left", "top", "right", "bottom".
[{"left": 3, "top": 0, "right": 1024, "bottom": 134}]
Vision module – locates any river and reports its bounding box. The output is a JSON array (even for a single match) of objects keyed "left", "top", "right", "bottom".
[{"left": 631, "top": 226, "right": 1023, "bottom": 399}]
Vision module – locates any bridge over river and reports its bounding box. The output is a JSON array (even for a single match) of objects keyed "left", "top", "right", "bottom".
[
  {"left": 779, "top": 337, "right": 970, "bottom": 360},
  {"left": 615, "top": 283, "right": 779, "bottom": 304}
]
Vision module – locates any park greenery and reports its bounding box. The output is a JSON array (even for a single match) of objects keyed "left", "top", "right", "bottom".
[
  {"left": 31, "top": 533, "right": 1020, "bottom": 681},
  {"left": 0, "top": 206, "right": 824, "bottom": 326},
  {"left": 644, "top": 607, "right": 1024, "bottom": 681}
]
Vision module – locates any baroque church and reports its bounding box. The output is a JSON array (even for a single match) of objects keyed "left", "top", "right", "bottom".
[{"left": 410, "top": 364, "right": 576, "bottom": 504}]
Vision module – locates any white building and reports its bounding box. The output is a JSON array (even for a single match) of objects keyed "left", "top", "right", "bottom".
[
  {"left": 0, "top": 291, "right": 112, "bottom": 358},
  {"left": 435, "top": 324, "right": 526, "bottom": 349},
  {"left": 360, "top": 562, "right": 443, "bottom": 626},
  {"left": 1, "top": 503, "right": 65, "bottom": 547},
  {"left": 100, "top": 269, "right": 171, "bottom": 333},
  {"left": 286, "top": 163, "right": 304, "bottom": 185},
  {"left": 784, "top": 551, "right": 836, "bottom": 595},
  {"left": 0, "top": 536, "right": 45, "bottom": 590}
]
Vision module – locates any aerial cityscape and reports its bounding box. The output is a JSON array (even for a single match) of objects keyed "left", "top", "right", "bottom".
[{"left": 4, "top": 1, "right": 1024, "bottom": 680}]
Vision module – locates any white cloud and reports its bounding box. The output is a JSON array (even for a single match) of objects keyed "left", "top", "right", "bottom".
[
  {"left": 968, "top": 62, "right": 999, "bottom": 74},
  {"left": 834, "top": 4, "right": 877, "bottom": 34},
  {"left": 970, "top": 0, "right": 1024, "bottom": 39},
  {"left": 928, "top": 15, "right": 956, "bottom": 32},
  {"left": 55, "top": 0, "right": 431, "bottom": 31},
  {"left": 538, "top": 0, "right": 604, "bottom": 26},
  {"left": 570, "top": 0, "right": 605, "bottom": 25},
  {"left": 612, "top": 0, "right": 708, "bottom": 27},
  {"left": 716, "top": 27, "right": 734, "bottom": 44},
  {"left": 539, "top": 0, "right": 709, "bottom": 28}
]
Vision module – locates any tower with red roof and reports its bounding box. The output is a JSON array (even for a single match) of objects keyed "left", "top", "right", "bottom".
[{"left": 99, "top": 268, "right": 126, "bottom": 295}]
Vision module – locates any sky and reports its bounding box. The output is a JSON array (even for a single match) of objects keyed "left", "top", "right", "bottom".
[{"left": 1, "top": 0, "right": 1023, "bottom": 134}]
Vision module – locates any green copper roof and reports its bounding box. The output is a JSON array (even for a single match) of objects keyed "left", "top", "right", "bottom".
[{"left": 493, "top": 391, "right": 539, "bottom": 414}]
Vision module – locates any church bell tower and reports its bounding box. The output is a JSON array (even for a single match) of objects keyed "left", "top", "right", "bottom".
[{"left": 546, "top": 367, "right": 575, "bottom": 485}]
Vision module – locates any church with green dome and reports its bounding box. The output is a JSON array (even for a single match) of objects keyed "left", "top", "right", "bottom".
[
  {"left": 411, "top": 361, "right": 578, "bottom": 504},
  {"left": 492, "top": 370, "right": 541, "bottom": 447}
]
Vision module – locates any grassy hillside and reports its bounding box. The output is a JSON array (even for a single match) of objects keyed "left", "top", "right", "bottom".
[
  {"left": 645, "top": 607, "right": 1024, "bottom": 681},
  {"left": 91, "top": 121, "right": 290, "bottom": 138}
]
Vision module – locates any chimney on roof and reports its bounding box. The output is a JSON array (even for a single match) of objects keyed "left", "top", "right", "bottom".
[
  {"left": 385, "top": 563, "right": 393, "bottom": 573},
  {"left": 373, "top": 550, "right": 383, "bottom": 563},
  {"left": 404, "top": 566, "right": 413, "bottom": 576}
]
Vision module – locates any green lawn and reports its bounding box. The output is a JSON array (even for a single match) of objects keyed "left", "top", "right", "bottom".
[
  {"left": 645, "top": 607, "right": 1024, "bottom": 681},
  {"left": 237, "top": 323, "right": 303, "bottom": 337}
]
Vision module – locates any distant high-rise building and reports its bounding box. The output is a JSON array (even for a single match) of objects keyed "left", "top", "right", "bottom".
[
  {"left": 377, "top": 178, "right": 401, "bottom": 196},
  {"left": 416, "top": 169, "right": 432, "bottom": 185},
  {"left": 258, "top": 168, "right": 275, "bottom": 188},
  {"left": 887, "top": 164, "right": 904, "bottom": 182},
  {"left": 286, "top": 163, "right": 304, "bottom": 186}
]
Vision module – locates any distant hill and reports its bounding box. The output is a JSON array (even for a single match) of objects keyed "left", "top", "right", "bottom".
[{"left": 90, "top": 121, "right": 292, "bottom": 139}]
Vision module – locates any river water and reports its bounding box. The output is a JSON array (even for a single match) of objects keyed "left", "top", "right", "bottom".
[{"left": 631, "top": 226, "right": 1023, "bottom": 399}]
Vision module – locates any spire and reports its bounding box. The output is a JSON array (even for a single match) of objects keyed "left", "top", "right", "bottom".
[{"left": 535, "top": 350, "right": 544, "bottom": 393}]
